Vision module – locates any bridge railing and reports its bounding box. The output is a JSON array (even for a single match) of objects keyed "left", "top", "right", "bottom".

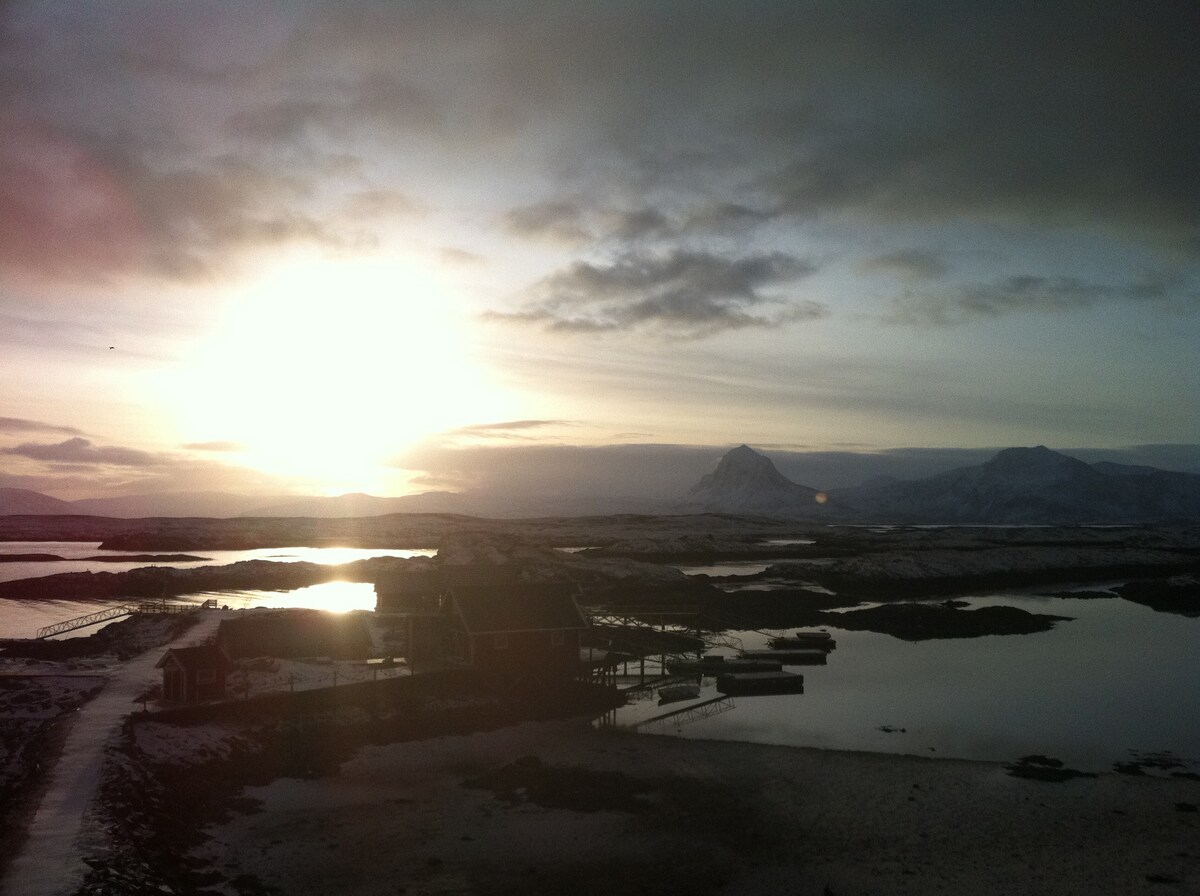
[{"left": 36, "top": 600, "right": 201, "bottom": 639}]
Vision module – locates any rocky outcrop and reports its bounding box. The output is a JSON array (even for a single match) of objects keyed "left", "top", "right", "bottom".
[{"left": 1116, "top": 574, "right": 1200, "bottom": 616}]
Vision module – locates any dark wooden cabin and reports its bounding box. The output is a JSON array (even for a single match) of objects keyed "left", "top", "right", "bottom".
[
  {"left": 444, "top": 585, "right": 588, "bottom": 675},
  {"left": 404, "top": 584, "right": 589, "bottom": 676},
  {"left": 155, "top": 644, "right": 233, "bottom": 703}
]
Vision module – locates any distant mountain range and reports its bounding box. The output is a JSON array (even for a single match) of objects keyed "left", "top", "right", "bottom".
[
  {"left": 0, "top": 488, "right": 468, "bottom": 520},
  {"left": 4, "top": 444, "right": 1200, "bottom": 523},
  {"left": 685, "top": 444, "right": 1200, "bottom": 524}
]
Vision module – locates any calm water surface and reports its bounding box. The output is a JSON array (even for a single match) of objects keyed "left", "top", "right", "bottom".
[
  {"left": 0, "top": 543, "right": 429, "bottom": 639},
  {"left": 0, "top": 541, "right": 434, "bottom": 583},
  {"left": 605, "top": 594, "right": 1200, "bottom": 773},
  {"left": 7, "top": 542, "right": 1198, "bottom": 772}
]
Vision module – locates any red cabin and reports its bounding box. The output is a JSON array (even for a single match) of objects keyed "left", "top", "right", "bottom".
[{"left": 155, "top": 644, "right": 233, "bottom": 703}]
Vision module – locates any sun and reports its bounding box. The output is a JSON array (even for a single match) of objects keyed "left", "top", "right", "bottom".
[{"left": 173, "top": 252, "right": 512, "bottom": 494}]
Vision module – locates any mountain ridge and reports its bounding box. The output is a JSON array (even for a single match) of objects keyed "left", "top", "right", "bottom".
[
  {"left": 4, "top": 443, "right": 1200, "bottom": 522},
  {"left": 831, "top": 444, "right": 1200, "bottom": 524}
]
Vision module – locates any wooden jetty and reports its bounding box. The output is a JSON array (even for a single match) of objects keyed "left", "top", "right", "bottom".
[{"left": 716, "top": 670, "right": 804, "bottom": 696}]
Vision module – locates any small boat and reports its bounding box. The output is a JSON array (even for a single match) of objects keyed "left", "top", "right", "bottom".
[
  {"left": 740, "top": 648, "right": 828, "bottom": 666},
  {"left": 716, "top": 670, "right": 804, "bottom": 696},
  {"left": 657, "top": 683, "right": 701, "bottom": 704},
  {"left": 668, "top": 657, "right": 783, "bottom": 674},
  {"left": 768, "top": 631, "right": 836, "bottom": 650}
]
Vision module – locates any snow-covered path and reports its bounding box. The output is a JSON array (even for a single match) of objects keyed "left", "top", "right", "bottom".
[{"left": 1, "top": 611, "right": 225, "bottom": 896}]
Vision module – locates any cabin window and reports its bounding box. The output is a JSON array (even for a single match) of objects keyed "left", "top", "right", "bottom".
[
  {"left": 493, "top": 633, "right": 508, "bottom": 649},
  {"left": 196, "top": 669, "right": 216, "bottom": 684},
  {"left": 550, "top": 630, "right": 565, "bottom": 647}
]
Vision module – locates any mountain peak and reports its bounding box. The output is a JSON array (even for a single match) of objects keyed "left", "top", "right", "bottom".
[
  {"left": 983, "top": 446, "right": 1091, "bottom": 476},
  {"left": 685, "top": 445, "right": 824, "bottom": 517},
  {"left": 707, "top": 445, "right": 794, "bottom": 489}
]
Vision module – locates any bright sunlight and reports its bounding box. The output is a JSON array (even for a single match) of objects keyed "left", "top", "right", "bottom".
[{"left": 174, "top": 252, "right": 515, "bottom": 494}]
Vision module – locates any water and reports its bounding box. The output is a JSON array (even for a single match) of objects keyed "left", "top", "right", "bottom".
[
  {"left": 0, "top": 543, "right": 432, "bottom": 639},
  {"left": 0, "top": 542, "right": 435, "bottom": 584},
  {"left": 676, "top": 561, "right": 772, "bottom": 577},
  {"left": 605, "top": 594, "right": 1200, "bottom": 773},
  {"left": 7, "top": 541, "right": 1198, "bottom": 772},
  {"left": 194, "top": 581, "right": 379, "bottom": 613}
]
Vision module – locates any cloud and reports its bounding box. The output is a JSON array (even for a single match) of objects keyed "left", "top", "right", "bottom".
[
  {"left": 224, "top": 72, "right": 441, "bottom": 145},
  {"left": 9, "top": 2, "right": 1194, "bottom": 289},
  {"left": 181, "top": 440, "right": 245, "bottom": 452},
  {"left": 394, "top": 442, "right": 724, "bottom": 502},
  {"left": 337, "top": 189, "right": 424, "bottom": 221},
  {"left": 438, "top": 246, "right": 485, "bottom": 266},
  {"left": 1, "top": 437, "right": 162, "bottom": 467},
  {"left": 489, "top": 249, "right": 825, "bottom": 338},
  {"left": 503, "top": 201, "right": 592, "bottom": 244},
  {"left": 0, "top": 417, "right": 85, "bottom": 436},
  {"left": 883, "top": 273, "right": 1196, "bottom": 325},
  {"left": 0, "top": 112, "right": 144, "bottom": 280},
  {"left": 751, "top": 6, "right": 1200, "bottom": 255},
  {"left": 681, "top": 202, "right": 776, "bottom": 234},
  {"left": 603, "top": 207, "right": 674, "bottom": 242},
  {"left": 504, "top": 201, "right": 737, "bottom": 247},
  {"left": 448, "top": 420, "right": 574, "bottom": 441},
  {"left": 859, "top": 250, "right": 949, "bottom": 282},
  {"left": 120, "top": 157, "right": 365, "bottom": 280}
]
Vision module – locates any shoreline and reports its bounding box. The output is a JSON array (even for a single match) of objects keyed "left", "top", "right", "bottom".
[
  {"left": 5, "top": 648, "right": 1199, "bottom": 895},
  {"left": 181, "top": 717, "right": 1200, "bottom": 895}
]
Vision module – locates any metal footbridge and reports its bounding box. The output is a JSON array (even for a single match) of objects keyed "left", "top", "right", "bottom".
[{"left": 35, "top": 599, "right": 202, "bottom": 639}]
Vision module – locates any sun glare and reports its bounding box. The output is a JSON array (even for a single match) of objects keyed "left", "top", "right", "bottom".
[{"left": 174, "top": 253, "right": 511, "bottom": 494}]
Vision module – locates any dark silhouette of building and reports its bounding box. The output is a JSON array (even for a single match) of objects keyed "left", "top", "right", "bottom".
[
  {"left": 404, "top": 584, "right": 588, "bottom": 676},
  {"left": 156, "top": 644, "right": 233, "bottom": 703},
  {"left": 216, "top": 609, "right": 372, "bottom": 659}
]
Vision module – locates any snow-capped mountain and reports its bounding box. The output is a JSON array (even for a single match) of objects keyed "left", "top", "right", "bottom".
[{"left": 833, "top": 445, "right": 1200, "bottom": 523}]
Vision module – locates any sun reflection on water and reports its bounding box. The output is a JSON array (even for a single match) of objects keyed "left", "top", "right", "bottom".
[{"left": 210, "top": 581, "right": 377, "bottom": 613}]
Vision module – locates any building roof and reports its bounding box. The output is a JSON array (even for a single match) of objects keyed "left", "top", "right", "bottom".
[
  {"left": 155, "top": 644, "right": 232, "bottom": 671},
  {"left": 450, "top": 585, "right": 588, "bottom": 635},
  {"left": 216, "top": 609, "right": 372, "bottom": 659}
]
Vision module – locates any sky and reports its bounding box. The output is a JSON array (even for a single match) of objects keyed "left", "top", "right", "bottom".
[{"left": 1, "top": 1, "right": 1198, "bottom": 502}]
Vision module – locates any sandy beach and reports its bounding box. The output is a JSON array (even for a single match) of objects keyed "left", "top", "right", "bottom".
[{"left": 172, "top": 717, "right": 1199, "bottom": 896}]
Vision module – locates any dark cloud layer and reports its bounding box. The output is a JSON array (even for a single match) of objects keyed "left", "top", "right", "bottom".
[
  {"left": 0, "top": 417, "right": 85, "bottom": 436},
  {"left": 492, "top": 249, "right": 824, "bottom": 337},
  {"left": 885, "top": 273, "right": 1196, "bottom": 325},
  {"left": 5, "top": 1, "right": 1194, "bottom": 285},
  {"left": 1, "top": 437, "right": 161, "bottom": 467}
]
